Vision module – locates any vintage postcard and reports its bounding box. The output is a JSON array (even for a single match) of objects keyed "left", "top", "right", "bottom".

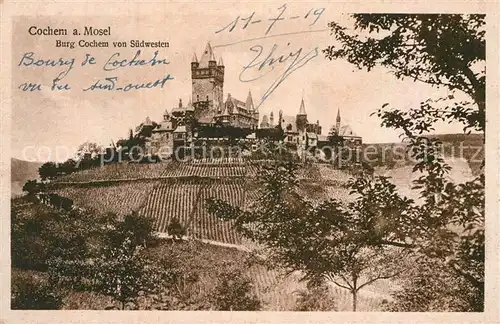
[{"left": 1, "top": 0, "right": 499, "bottom": 323}]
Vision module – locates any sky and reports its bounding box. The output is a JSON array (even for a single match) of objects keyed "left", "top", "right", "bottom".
[{"left": 11, "top": 4, "right": 466, "bottom": 162}]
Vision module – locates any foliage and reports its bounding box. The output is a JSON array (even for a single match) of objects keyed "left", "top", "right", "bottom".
[
  {"left": 11, "top": 274, "right": 64, "bottom": 310},
  {"left": 92, "top": 237, "right": 158, "bottom": 310},
  {"left": 294, "top": 282, "right": 337, "bottom": 311},
  {"left": 209, "top": 262, "right": 261, "bottom": 311},
  {"left": 207, "top": 160, "right": 406, "bottom": 311},
  {"left": 107, "top": 211, "right": 156, "bottom": 248},
  {"left": 167, "top": 217, "right": 186, "bottom": 241},
  {"left": 386, "top": 254, "right": 483, "bottom": 311},
  {"left": 324, "top": 14, "right": 485, "bottom": 132},
  {"left": 39, "top": 162, "right": 59, "bottom": 180},
  {"left": 22, "top": 179, "right": 44, "bottom": 195},
  {"left": 323, "top": 13, "right": 485, "bottom": 311}
]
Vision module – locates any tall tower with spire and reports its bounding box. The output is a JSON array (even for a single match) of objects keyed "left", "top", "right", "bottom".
[
  {"left": 191, "top": 42, "right": 224, "bottom": 113},
  {"left": 296, "top": 96, "right": 308, "bottom": 132}
]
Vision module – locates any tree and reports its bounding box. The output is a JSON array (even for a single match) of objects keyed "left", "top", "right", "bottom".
[
  {"left": 93, "top": 237, "right": 157, "bottom": 310},
  {"left": 38, "top": 162, "right": 58, "bottom": 180},
  {"left": 322, "top": 14, "right": 485, "bottom": 310},
  {"left": 207, "top": 161, "right": 407, "bottom": 311},
  {"left": 167, "top": 218, "right": 186, "bottom": 242}
]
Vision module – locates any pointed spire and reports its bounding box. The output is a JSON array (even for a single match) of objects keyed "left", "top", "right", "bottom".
[
  {"left": 186, "top": 98, "right": 194, "bottom": 111},
  {"left": 336, "top": 108, "right": 341, "bottom": 122},
  {"left": 199, "top": 42, "right": 216, "bottom": 67},
  {"left": 192, "top": 52, "right": 198, "bottom": 63},
  {"left": 218, "top": 57, "right": 224, "bottom": 66},
  {"left": 298, "top": 97, "right": 306, "bottom": 115},
  {"left": 269, "top": 111, "right": 274, "bottom": 126},
  {"left": 221, "top": 102, "right": 230, "bottom": 117},
  {"left": 246, "top": 91, "right": 254, "bottom": 111}
]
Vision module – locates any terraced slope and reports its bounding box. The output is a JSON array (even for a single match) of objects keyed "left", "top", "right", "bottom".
[
  {"left": 54, "top": 162, "right": 170, "bottom": 183},
  {"left": 54, "top": 180, "right": 159, "bottom": 216},
  {"left": 51, "top": 161, "right": 353, "bottom": 244},
  {"left": 140, "top": 181, "right": 202, "bottom": 232},
  {"left": 189, "top": 182, "right": 245, "bottom": 244}
]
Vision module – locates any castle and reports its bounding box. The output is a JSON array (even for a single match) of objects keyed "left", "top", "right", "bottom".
[{"left": 136, "top": 42, "right": 361, "bottom": 160}]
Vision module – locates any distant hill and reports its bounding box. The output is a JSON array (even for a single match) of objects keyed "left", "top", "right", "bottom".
[
  {"left": 11, "top": 158, "right": 43, "bottom": 197},
  {"left": 363, "top": 133, "right": 484, "bottom": 175}
]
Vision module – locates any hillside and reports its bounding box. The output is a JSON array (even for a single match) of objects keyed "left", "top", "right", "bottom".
[
  {"left": 49, "top": 162, "right": 351, "bottom": 245},
  {"left": 11, "top": 158, "right": 43, "bottom": 197},
  {"left": 47, "top": 144, "right": 479, "bottom": 245}
]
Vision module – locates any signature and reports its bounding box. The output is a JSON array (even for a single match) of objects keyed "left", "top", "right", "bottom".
[
  {"left": 83, "top": 74, "right": 174, "bottom": 91},
  {"left": 239, "top": 43, "right": 318, "bottom": 108}
]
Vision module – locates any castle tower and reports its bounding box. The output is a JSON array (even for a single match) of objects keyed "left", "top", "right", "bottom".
[
  {"left": 269, "top": 111, "right": 274, "bottom": 126},
  {"left": 296, "top": 97, "right": 308, "bottom": 132},
  {"left": 191, "top": 42, "right": 224, "bottom": 113}
]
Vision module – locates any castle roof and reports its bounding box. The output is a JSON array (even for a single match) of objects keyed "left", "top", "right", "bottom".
[
  {"left": 338, "top": 125, "right": 357, "bottom": 137},
  {"left": 192, "top": 52, "right": 198, "bottom": 63},
  {"left": 199, "top": 42, "right": 216, "bottom": 67},
  {"left": 153, "top": 120, "right": 172, "bottom": 132},
  {"left": 224, "top": 93, "right": 248, "bottom": 115}
]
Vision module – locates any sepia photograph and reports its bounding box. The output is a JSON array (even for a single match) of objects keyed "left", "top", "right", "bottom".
[{"left": 2, "top": 2, "right": 497, "bottom": 321}]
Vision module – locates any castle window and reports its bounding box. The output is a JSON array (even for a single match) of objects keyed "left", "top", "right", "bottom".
[
  {"left": 197, "top": 95, "right": 199, "bottom": 101},
  {"left": 288, "top": 135, "right": 293, "bottom": 142}
]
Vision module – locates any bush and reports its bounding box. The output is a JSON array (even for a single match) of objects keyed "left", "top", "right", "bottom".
[
  {"left": 294, "top": 283, "right": 337, "bottom": 311},
  {"left": 11, "top": 275, "right": 64, "bottom": 309},
  {"left": 209, "top": 263, "right": 261, "bottom": 311},
  {"left": 167, "top": 218, "right": 186, "bottom": 241}
]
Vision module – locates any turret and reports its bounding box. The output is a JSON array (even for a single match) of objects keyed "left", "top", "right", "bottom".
[
  {"left": 269, "top": 111, "right": 274, "bottom": 126},
  {"left": 245, "top": 91, "right": 254, "bottom": 111},
  {"left": 260, "top": 115, "right": 269, "bottom": 128},
  {"left": 208, "top": 46, "right": 217, "bottom": 68},
  {"left": 191, "top": 52, "right": 199, "bottom": 70}
]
